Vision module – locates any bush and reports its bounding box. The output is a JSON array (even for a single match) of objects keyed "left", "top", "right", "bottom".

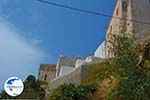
[
  {"left": 107, "top": 34, "right": 150, "bottom": 100},
  {"left": 49, "top": 83, "right": 96, "bottom": 100}
]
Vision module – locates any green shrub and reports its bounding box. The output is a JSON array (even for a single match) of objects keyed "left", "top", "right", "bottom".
[
  {"left": 49, "top": 83, "right": 96, "bottom": 100},
  {"left": 107, "top": 34, "right": 150, "bottom": 100}
]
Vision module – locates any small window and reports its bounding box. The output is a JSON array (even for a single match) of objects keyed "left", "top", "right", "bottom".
[
  {"left": 38, "top": 72, "right": 40, "bottom": 76},
  {"left": 44, "top": 74, "right": 47, "bottom": 81},
  {"left": 110, "top": 26, "right": 112, "bottom": 33},
  {"left": 122, "top": 1, "right": 127, "bottom": 11},
  {"left": 116, "top": 8, "right": 119, "bottom": 16}
]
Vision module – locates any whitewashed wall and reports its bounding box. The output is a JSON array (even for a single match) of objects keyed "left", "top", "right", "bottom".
[
  {"left": 59, "top": 66, "right": 75, "bottom": 76},
  {"left": 75, "top": 59, "right": 86, "bottom": 68},
  {"left": 94, "top": 41, "right": 107, "bottom": 58}
]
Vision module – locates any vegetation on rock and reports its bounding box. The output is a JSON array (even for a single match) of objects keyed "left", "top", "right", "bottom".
[
  {"left": 49, "top": 83, "right": 96, "bottom": 100},
  {"left": 107, "top": 34, "right": 150, "bottom": 100}
]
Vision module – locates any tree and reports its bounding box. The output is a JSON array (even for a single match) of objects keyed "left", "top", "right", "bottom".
[
  {"left": 24, "top": 75, "right": 45, "bottom": 99},
  {"left": 0, "top": 75, "right": 45, "bottom": 100},
  {"left": 107, "top": 33, "right": 150, "bottom": 100},
  {"left": 25, "top": 75, "right": 36, "bottom": 85}
]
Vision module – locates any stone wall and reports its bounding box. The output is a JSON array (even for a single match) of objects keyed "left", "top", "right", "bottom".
[
  {"left": 50, "top": 66, "right": 81, "bottom": 90},
  {"left": 105, "top": 0, "right": 123, "bottom": 57},
  {"left": 131, "top": 0, "right": 150, "bottom": 38},
  {"left": 49, "top": 59, "right": 105, "bottom": 91},
  {"left": 38, "top": 64, "right": 56, "bottom": 83},
  {"left": 55, "top": 56, "right": 79, "bottom": 77},
  {"left": 95, "top": 0, "right": 150, "bottom": 58},
  {"left": 59, "top": 66, "right": 75, "bottom": 76}
]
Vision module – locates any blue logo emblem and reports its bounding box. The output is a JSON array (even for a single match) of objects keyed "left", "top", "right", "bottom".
[{"left": 4, "top": 77, "right": 24, "bottom": 97}]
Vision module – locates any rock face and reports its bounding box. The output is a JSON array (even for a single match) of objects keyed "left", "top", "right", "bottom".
[{"left": 95, "top": 0, "right": 150, "bottom": 58}]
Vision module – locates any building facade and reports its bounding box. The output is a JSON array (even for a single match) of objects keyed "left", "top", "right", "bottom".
[
  {"left": 95, "top": 0, "right": 150, "bottom": 58},
  {"left": 38, "top": 64, "right": 56, "bottom": 83}
]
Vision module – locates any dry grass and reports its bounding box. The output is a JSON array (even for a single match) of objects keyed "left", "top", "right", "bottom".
[{"left": 82, "top": 60, "right": 121, "bottom": 100}]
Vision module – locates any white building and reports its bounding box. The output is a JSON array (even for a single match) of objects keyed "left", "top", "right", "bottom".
[{"left": 94, "top": 41, "right": 108, "bottom": 58}]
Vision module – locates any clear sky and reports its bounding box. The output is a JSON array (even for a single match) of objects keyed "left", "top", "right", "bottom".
[{"left": 0, "top": 0, "right": 116, "bottom": 90}]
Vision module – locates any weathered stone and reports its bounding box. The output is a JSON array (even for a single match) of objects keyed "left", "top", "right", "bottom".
[
  {"left": 38, "top": 64, "right": 56, "bottom": 83},
  {"left": 55, "top": 56, "right": 79, "bottom": 77},
  {"left": 95, "top": 0, "right": 150, "bottom": 58},
  {"left": 49, "top": 60, "right": 105, "bottom": 91}
]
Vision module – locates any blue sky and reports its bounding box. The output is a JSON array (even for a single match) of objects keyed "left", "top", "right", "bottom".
[{"left": 0, "top": 0, "right": 116, "bottom": 90}]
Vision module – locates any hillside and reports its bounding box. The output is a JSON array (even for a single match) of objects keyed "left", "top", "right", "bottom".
[{"left": 82, "top": 61, "right": 120, "bottom": 100}]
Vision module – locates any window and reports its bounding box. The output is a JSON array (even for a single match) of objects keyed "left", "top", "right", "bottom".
[
  {"left": 122, "top": 1, "right": 127, "bottom": 11},
  {"left": 128, "top": 23, "right": 130, "bottom": 26},
  {"left": 116, "top": 8, "right": 119, "bottom": 16},
  {"left": 110, "top": 26, "right": 112, "bottom": 33},
  {"left": 44, "top": 74, "right": 47, "bottom": 81}
]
